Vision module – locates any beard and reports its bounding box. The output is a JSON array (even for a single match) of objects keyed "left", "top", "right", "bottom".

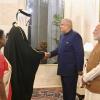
[{"left": 94, "top": 36, "right": 100, "bottom": 41}]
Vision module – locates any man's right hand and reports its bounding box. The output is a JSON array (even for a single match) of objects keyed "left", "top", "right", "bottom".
[{"left": 44, "top": 52, "right": 51, "bottom": 59}]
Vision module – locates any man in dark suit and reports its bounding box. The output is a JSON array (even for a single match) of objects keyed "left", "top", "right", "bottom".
[{"left": 46, "top": 19, "right": 84, "bottom": 100}]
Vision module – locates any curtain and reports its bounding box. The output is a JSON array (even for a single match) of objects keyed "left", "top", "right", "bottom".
[
  {"left": 31, "top": 0, "right": 48, "bottom": 48},
  {"left": 64, "top": 0, "right": 99, "bottom": 44}
]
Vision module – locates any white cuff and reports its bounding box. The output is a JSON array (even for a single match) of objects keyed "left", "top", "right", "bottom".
[{"left": 83, "top": 64, "right": 100, "bottom": 82}]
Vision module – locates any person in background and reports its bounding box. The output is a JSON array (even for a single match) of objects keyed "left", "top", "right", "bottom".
[
  {"left": 0, "top": 29, "right": 12, "bottom": 100},
  {"left": 82, "top": 24, "right": 100, "bottom": 100},
  {"left": 45, "top": 19, "right": 84, "bottom": 100}
]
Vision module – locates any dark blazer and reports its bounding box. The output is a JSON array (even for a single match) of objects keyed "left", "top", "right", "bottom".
[{"left": 51, "top": 29, "right": 84, "bottom": 76}]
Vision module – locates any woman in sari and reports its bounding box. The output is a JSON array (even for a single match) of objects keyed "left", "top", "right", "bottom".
[{"left": 0, "top": 29, "right": 12, "bottom": 100}]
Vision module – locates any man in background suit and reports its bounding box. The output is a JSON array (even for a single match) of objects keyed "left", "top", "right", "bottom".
[{"left": 46, "top": 19, "right": 84, "bottom": 100}]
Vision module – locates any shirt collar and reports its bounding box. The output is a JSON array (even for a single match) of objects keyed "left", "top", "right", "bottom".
[{"left": 63, "top": 29, "right": 73, "bottom": 36}]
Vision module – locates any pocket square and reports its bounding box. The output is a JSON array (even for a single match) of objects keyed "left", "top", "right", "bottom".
[{"left": 66, "top": 41, "right": 70, "bottom": 44}]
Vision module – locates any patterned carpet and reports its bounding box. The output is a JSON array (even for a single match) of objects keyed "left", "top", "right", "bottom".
[
  {"left": 31, "top": 87, "right": 84, "bottom": 100},
  {"left": 31, "top": 87, "right": 63, "bottom": 100}
]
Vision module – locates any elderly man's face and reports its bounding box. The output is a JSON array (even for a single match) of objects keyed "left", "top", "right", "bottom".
[
  {"left": 93, "top": 25, "right": 100, "bottom": 40},
  {"left": 60, "top": 20, "right": 72, "bottom": 33}
]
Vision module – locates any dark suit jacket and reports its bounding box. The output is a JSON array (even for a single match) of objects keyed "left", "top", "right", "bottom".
[{"left": 51, "top": 29, "right": 84, "bottom": 76}]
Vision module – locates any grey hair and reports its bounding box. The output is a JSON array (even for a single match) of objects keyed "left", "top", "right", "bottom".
[{"left": 61, "top": 18, "right": 72, "bottom": 28}]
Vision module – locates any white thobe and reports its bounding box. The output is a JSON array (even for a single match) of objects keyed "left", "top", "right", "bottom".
[{"left": 83, "top": 64, "right": 100, "bottom": 100}]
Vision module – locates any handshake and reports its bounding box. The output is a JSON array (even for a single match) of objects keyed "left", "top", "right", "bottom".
[{"left": 44, "top": 52, "right": 51, "bottom": 59}]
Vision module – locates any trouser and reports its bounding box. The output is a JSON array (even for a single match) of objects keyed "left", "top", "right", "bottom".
[{"left": 61, "top": 75, "right": 78, "bottom": 100}]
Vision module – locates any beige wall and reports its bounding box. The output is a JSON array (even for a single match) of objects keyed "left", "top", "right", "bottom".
[{"left": 0, "top": 0, "right": 26, "bottom": 33}]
